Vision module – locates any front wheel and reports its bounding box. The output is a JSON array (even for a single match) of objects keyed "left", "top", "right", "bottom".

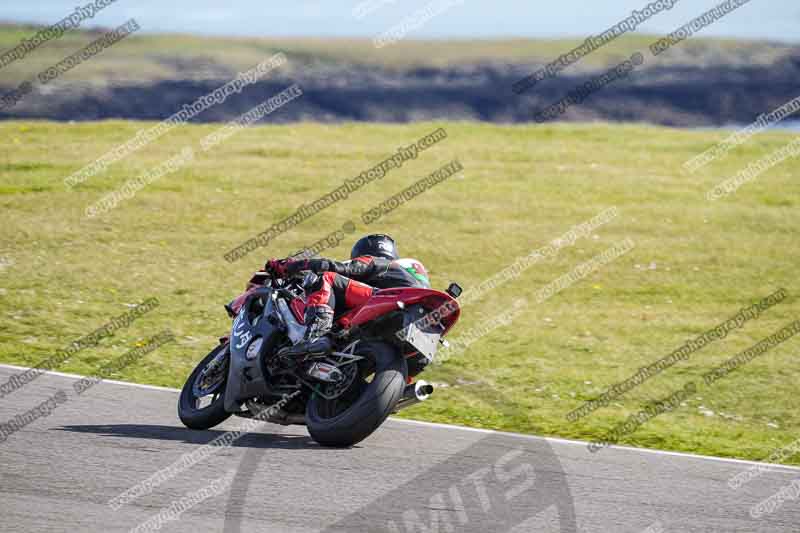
[
  {"left": 306, "top": 341, "right": 407, "bottom": 447},
  {"left": 178, "top": 343, "right": 232, "bottom": 430}
]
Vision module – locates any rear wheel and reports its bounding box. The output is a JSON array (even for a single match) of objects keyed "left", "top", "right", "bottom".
[
  {"left": 178, "top": 343, "right": 232, "bottom": 430},
  {"left": 306, "top": 341, "right": 407, "bottom": 447}
]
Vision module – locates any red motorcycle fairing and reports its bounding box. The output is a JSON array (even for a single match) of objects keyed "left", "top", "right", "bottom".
[
  {"left": 336, "top": 287, "right": 460, "bottom": 334},
  {"left": 228, "top": 287, "right": 259, "bottom": 316},
  {"left": 227, "top": 270, "right": 273, "bottom": 316},
  {"left": 230, "top": 274, "right": 307, "bottom": 322},
  {"left": 229, "top": 284, "right": 459, "bottom": 333},
  {"left": 290, "top": 297, "right": 306, "bottom": 323}
]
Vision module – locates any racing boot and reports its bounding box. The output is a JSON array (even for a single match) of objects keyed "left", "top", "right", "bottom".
[{"left": 277, "top": 304, "right": 333, "bottom": 359}]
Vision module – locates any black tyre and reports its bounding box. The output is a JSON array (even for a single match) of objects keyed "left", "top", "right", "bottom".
[
  {"left": 178, "top": 343, "right": 232, "bottom": 430},
  {"left": 306, "top": 341, "right": 407, "bottom": 447}
]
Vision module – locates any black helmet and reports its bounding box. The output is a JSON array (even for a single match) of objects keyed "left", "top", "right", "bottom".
[{"left": 351, "top": 234, "right": 399, "bottom": 260}]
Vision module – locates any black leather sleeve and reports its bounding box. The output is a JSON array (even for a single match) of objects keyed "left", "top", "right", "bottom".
[
  {"left": 286, "top": 256, "right": 382, "bottom": 281},
  {"left": 285, "top": 258, "right": 328, "bottom": 276},
  {"left": 333, "top": 257, "right": 378, "bottom": 279}
]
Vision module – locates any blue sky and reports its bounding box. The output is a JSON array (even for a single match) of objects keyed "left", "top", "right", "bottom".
[{"left": 1, "top": 0, "right": 798, "bottom": 43}]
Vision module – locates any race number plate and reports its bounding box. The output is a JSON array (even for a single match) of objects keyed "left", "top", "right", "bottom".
[{"left": 402, "top": 321, "right": 440, "bottom": 361}]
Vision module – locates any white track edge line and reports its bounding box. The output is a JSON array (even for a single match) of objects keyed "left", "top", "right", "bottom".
[
  {"left": 2, "top": 363, "right": 799, "bottom": 472},
  {"left": 0, "top": 363, "right": 180, "bottom": 393},
  {"left": 389, "top": 418, "right": 800, "bottom": 471}
]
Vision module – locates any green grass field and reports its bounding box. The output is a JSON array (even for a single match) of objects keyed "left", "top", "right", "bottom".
[
  {"left": 0, "top": 22, "right": 794, "bottom": 84},
  {"left": 1, "top": 119, "right": 798, "bottom": 464}
]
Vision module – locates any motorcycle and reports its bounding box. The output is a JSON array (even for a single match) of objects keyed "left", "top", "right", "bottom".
[{"left": 178, "top": 269, "right": 462, "bottom": 447}]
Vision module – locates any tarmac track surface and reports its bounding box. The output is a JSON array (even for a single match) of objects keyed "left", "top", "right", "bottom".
[{"left": 0, "top": 364, "right": 798, "bottom": 532}]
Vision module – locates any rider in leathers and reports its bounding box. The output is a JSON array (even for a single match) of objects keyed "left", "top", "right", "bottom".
[{"left": 266, "top": 234, "right": 430, "bottom": 357}]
